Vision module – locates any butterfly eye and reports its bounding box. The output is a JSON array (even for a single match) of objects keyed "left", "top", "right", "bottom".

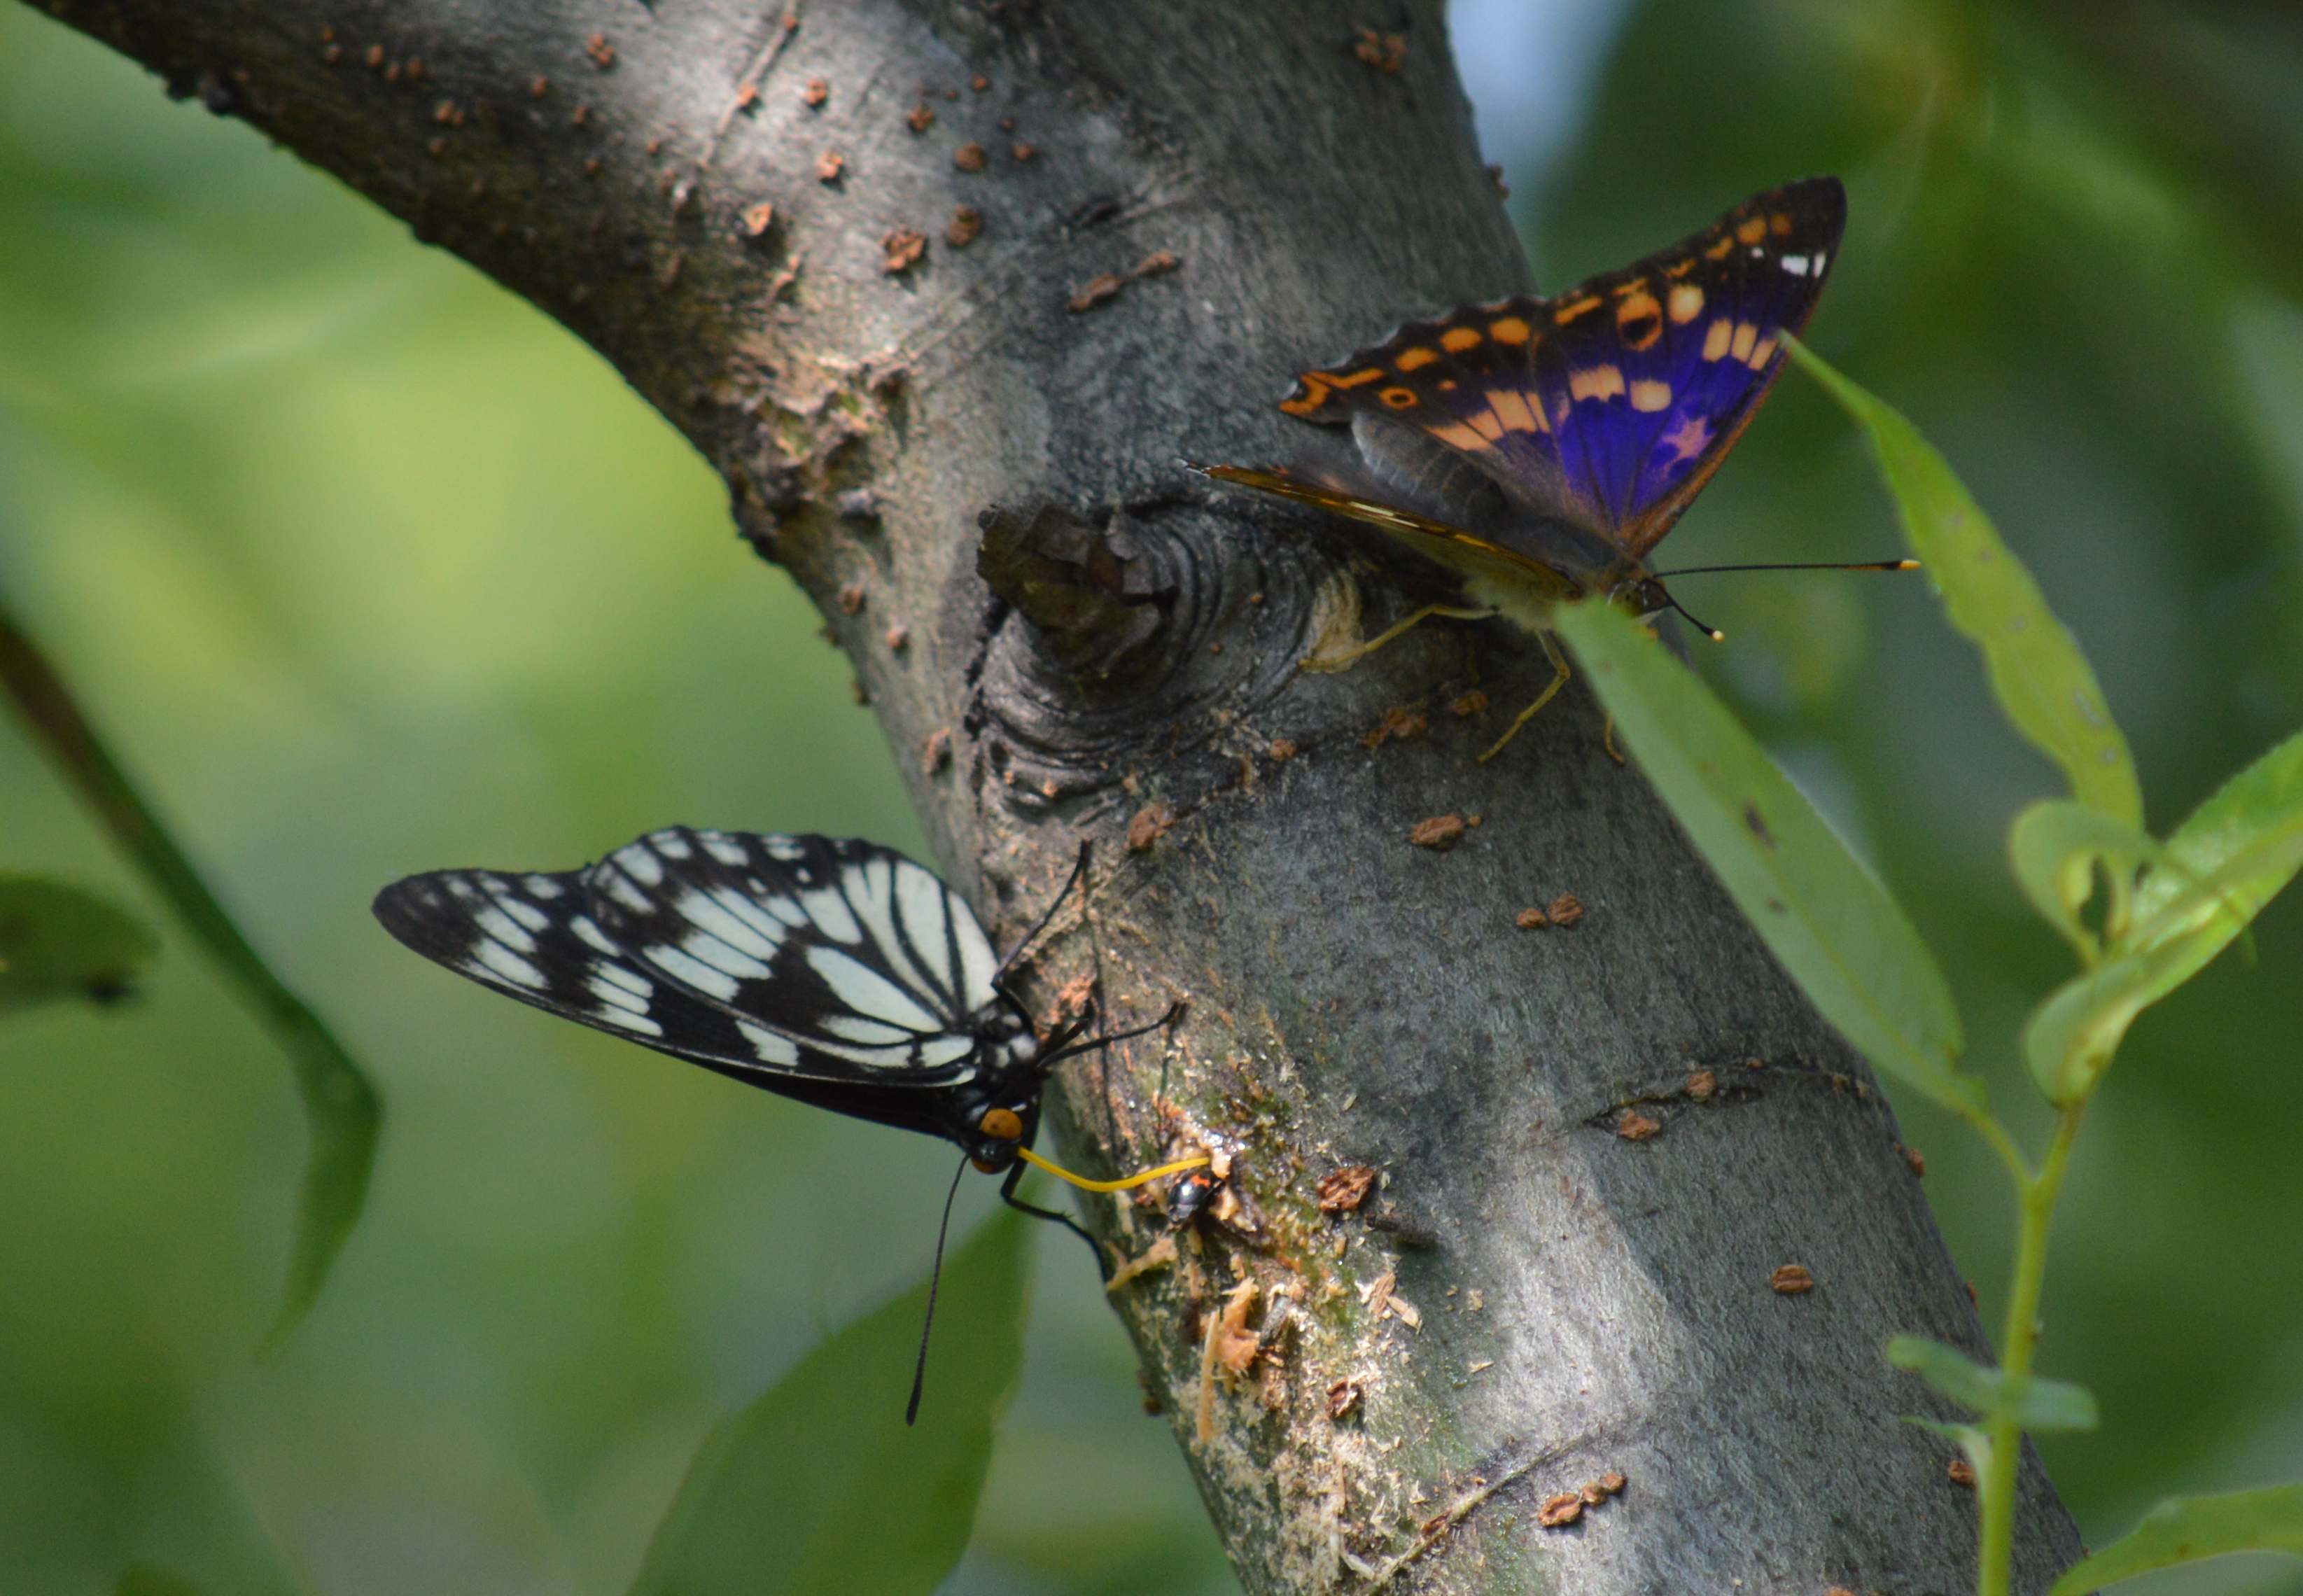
[{"left": 978, "top": 1107, "right": 1025, "bottom": 1143}]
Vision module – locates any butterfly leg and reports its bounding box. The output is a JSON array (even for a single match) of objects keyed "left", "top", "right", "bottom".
[
  {"left": 1000, "top": 1160, "right": 1112, "bottom": 1281},
  {"left": 1301, "top": 603, "right": 1497, "bottom": 675},
  {"left": 1474, "top": 631, "right": 1572, "bottom": 764}
]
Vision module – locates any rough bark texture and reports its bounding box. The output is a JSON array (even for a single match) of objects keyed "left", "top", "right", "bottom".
[{"left": 29, "top": 1, "right": 2087, "bottom": 1590}]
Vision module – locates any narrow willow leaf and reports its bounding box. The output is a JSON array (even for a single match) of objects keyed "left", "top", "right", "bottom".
[
  {"left": 2025, "top": 728, "right": 2303, "bottom": 1102},
  {"left": 0, "top": 599, "right": 382, "bottom": 1350},
  {"left": 2046, "top": 1484, "right": 2303, "bottom": 1595},
  {"left": 1556, "top": 601, "right": 1980, "bottom": 1116},
  {"left": 0, "top": 874, "right": 158, "bottom": 1012},
  {"left": 1787, "top": 340, "right": 2141, "bottom": 827},
  {"left": 631, "top": 1208, "right": 1035, "bottom": 1596},
  {"left": 2005, "top": 802, "right": 2160, "bottom": 961},
  {"left": 1886, "top": 1336, "right": 2099, "bottom": 1432}
]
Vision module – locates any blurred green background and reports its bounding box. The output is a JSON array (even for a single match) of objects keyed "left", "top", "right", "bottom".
[{"left": 4, "top": 1, "right": 2300, "bottom": 1592}]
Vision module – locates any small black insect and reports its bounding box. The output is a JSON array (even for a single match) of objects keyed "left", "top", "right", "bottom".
[{"left": 373, "top": 826, "right": 1200, "bottom": 1418}]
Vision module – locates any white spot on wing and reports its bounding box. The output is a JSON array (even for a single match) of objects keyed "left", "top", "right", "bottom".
[
  {"left": 589, "top": 974, "right": 650, "bottom": 1014},
  {"left": 496, "top": 894, "right": 551, "bottom": 932},
  {"left": 701, "top": 832, "right": 748, "bottom": 867},
  {"left": 806, "top": 946, "right": 940, "bottom": 1030},
  {"left": 651, "top": 830, "right": 693, "bottom": 860},
  {"left": 676, "top": 890, "right": 781, "bottom": 963},
  {"left": 616, "top": 844, "right": 665, "bottom": 888},
  {"left": 599, "top": 1007, "right": 664, "bottom": 1037},
  {"left": 825, "top": 1014, "right": 920, "bottom": 1045},
  {"left": 738, "top": 1021, "right": 802, "bottom": 1065},
  {"left": 524, "top": 874, "right": 564, "bottom": 899},
  {"left": 470, "top": 941, "right": 546, "bottom": 990},
  {"left": 918, "top": 1035, "right": 977, "bottom": 1067},
  {"left": 594, "top": 962, "right": 650, "bottom": 998},
  {"left": 799, "top": 886, "right": 864, "bottom": 944},
  {"left": 766, "top": 837, "right": 806, "bottom": 862},
  {"left": 893, "top": 861, "right": 960, "bottom": 997},
  {"left": 474, "top": 906, "right": 537, "bottom": 954},
  {"left": 1780, "top": 254, "right": 1809, "bottom": 276},
  {"left": 844, "top": 859, "right": 941, "bottom": 1007},
  {"left": 646, "top": 944, "right": 740, "bottom": 1002},
  {"left": 680, "top": 927, "right": 771, "bottom": 981},
  {"left": 573, "top": 916, "right": 621, "bottom": 956},
  {"left": 600, "top": 869, "right": 654, "bottom": 913}
]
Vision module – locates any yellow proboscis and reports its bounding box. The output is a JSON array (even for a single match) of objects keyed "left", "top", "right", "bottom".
[{"left": 1014, "top": 1146, "right": 1210, "bottom": 1194}]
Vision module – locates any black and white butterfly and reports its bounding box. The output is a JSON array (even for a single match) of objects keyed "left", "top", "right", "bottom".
[{"left": 373, "top": 826, "right": 1196, "bottom": 1414}]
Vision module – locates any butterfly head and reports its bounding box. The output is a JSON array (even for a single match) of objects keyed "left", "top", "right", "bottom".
[{"left": 967, "top": 1100, "right": 1040, "bottom": 1172}]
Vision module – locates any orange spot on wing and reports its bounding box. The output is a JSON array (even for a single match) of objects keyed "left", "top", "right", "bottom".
[
  {"left": 1616, "top": 291, "right": 1662, "bottom": 351},
  {"left": 1430, "top": 421, "right": 1491, "bottom": 451},
  {"left": 1379, "top": 386, "right": 1419, "bottom": 409},
  {"left": 1488, "top": 315, "right": 1532, "bottom": 344},
  {"left": 1662, "top": 414, "right": 1712, "bottom": 458},
  {"left": 1668, "top": 284, "right": 1704, "bottom": 323},
  {"left": 1705, "top": 234, "right": 1735, "bottom": 261},
  {"left": 1746, "top": 335, "right": 1778, "bottom": 370},
  {"left": 1730, "top": 321, "right": 1758, "bottom": 362},
  {"left": 1665, "top": 257, "right": 1696, "bottom": 278},
  {"left": 1488, "top": 388, "right": 1537, "bottom": 433},
  {"left": 1770, "top": 211, "right": 1793, "bottom": 237},
  {"left": 1609, "top": 276, "right": 1649, "bottom": 298},
  {"left": 1629, "top": 379, "right": 1672, "bottom": 413},
  {"left": 1568, "top": 364, "right": 1625, "bottom": 403},
  {"left": 1702, "top": 319, "right": 1733, "bottom": 361},
  {"left": 1396, "top": 346, "right": 1440, "bottom": 372},
  {"left": 1736, "top": 216, "right": 1768, "bottom": 245},
  {"left": 1469, "top": 410, "right": 1505, "bottom": 442},
  {"left": 1553, "top": 295, "right": 1603, "bottom": 325},
  {"left": 1331, "top": 367, "right": 1387, "bottom": 388},
  {"left": 1441, "top": 326, "right": 1482, "bottom": 352}
]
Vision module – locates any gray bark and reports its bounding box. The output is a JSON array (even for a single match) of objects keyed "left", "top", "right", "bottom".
[{"left": 27, "top": 0, "right": 2086, "bottom": 1589}]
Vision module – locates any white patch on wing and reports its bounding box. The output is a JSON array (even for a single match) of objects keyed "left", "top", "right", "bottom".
[
  {"left": 799, "top": 886, "right": 864, "bottom": 944},
  {"left": 470, "top": 941, "right": 547, "bottom": 990},
  {"left": 679, "top": 928, "right": 772, "bottom": 981},
  {"left": 1780, "top": 254, "right": 1809, "bottom": 276},
  {"left": 824, "top": 1014, "right": 922, "bottom": 1045},
  {"left": 473, "top": 905, "right": 537, "bottom": 954},
  {"left": 593, "top": 962, "right": 650, "bottom": 998},
  {"left": 806, "top": 946, "right": 940, "bottom": 1030},
  {"left": 675, "top": 889, "right": 781, "bottom": 962},
  {"left": 588, "top": 974, "right": 650, "bottom": 1014},
  {"left": 495, "top": 893, "right": 551, "bottom": 932},
  {"left": 894, "top": 861, "right": 962, "bottom": 995},
  {"left": 951, "top": 897, "right": 1000, "bottom": 1012},
  {"left": 524, "top": 874, "right": 564, "bottom": 899},
  {"left": 844, "top": 859, "right": 939, "bottom": 1005},
  {"left": 701, "top": 832, "right": 748, "bottom": 867},
  {"left": 738, "top": 1021, "right": 802, "bottom": 1065},
  {"left": 600, "top": 869, "right": 655, "bottom": 913},
  {"left": 572, "top": 916, "right": 621, "bottom": 957},
  {"left": 615, "top": 844, "right": 666, "bottom": 888},
  {"left": 651, "top": 830, "right": 693, "bottom": 860},
  {"left": 598, "top": 1007, "right": 664, "bottom": 1037},
  {"left": 646, "top": 944, "right": 741, "bottom": 1002},
  {"left": 766, "top": 836, "right": 806, "bottom": 862},
  {"left": 919, "top": 1035, "right": 978, "bottom": 1067}
]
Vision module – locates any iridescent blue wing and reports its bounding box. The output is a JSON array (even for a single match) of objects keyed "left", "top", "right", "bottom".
[{"left": 1276, "top": 177, "right": 1844, "bottom": 561}]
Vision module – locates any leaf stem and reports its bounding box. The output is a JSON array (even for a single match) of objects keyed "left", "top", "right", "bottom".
[{"left": 1976, "top": 1102, "right": 2087, "bottom": 1596}]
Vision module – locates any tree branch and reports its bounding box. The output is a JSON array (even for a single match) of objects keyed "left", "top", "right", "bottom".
[{"left": 23, "top": 0, "right": 2085, "bottom": 1588}]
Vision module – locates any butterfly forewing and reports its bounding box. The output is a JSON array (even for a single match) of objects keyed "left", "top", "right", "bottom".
[
  {"left": 1270, "top": 176, "right": 1845, "bottom": 565},
  {"left": 374, "top": 829, "right": 1004, "bottom": 1089}
]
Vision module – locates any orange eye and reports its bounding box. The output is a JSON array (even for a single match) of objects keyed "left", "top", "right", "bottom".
[{"left": 979, "top": 1107, "right": 1025, "bottom": 1142}]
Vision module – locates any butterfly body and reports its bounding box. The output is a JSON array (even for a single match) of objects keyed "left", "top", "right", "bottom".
[
  {"left": 1198, "top": 177, "right": 1845, "bottom": 635},
  {"left": 374, "top": 827, "right": 1064, "bottom": 1175}
]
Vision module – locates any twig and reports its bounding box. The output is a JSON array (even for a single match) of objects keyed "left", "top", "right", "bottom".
[{"left": 1361, "top": 1430, "right": 1602, "bottom": 1590}]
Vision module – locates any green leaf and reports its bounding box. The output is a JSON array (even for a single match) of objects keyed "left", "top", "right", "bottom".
[
  {"left": 2025, "top": 728, "right": 2303, "bottom": 1102},
  {"left": 631, "top": 1208, "right": 1036, "bottom": 1596},
  {"left": 2046, "top": 1484, "right": 2303, "bottom": 1595},
  {"left": 1555, "top": 601, "right": 1980, "bottom": 1116},
  {"left": 1787, "top": 340, "right": 2141, "bottom": 827},
  {"left": 0, "top": 598, "right": 381, "bottom": 1350},
  {"left": 1885, "top": 1336, "right": 2098, "bottom": 1432},
  {"left": 0, "top": 873, "right": 158, "bottom": 1012},
  {"left": 2005, "top": 802, "right": 2160, "bottom": 961}
]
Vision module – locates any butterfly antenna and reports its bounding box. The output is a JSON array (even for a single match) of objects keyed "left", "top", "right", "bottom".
[
  {"left": 906, "top": 1156, "right": 971, "bottom": 1426},
  {"left": 1656, "top": 586, "right": 1727, "bottom": 644},
  {"left": 1651, "top": 559, "right": 1919, "bottom": 578},
  {"left": 993, "top": 841, "right": 1092, "bottom": 990},
  {"left": 1035, "top": 1000, "right": 1184, "bottom": 1070}
]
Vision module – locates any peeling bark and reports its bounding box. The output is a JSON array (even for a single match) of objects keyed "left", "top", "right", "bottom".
[{"left": 23, "top": 0, "right": 2086, "bottom": 1589}]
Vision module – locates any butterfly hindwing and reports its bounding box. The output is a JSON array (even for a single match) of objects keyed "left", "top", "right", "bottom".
[
  {"left": 1273, "top": 177, "right": 1845, "bottom": 562},
  {"left": 374, "top": 829, "right": 1004, "bottom": 1089}
]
